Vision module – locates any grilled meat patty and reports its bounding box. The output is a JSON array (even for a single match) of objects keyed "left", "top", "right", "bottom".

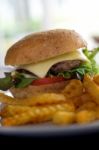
[{"left": 49, "top": 60, "right": 82, "bottom": 75}]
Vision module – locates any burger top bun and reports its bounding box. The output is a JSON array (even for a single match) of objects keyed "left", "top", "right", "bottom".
[{"left": 5, "top": 29, "right": 87, "bottom": 66}]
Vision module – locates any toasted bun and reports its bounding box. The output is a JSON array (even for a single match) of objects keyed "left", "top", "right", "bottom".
[
  {"left": 5, "top": 29, "right": 87, "bottom": 66},
  {"left": 10, "top": 81, "right": 69, "bottom": 98}
]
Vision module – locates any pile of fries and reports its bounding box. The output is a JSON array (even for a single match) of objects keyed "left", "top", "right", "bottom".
[{"left": 1, "top": 74, "right": 99, "bottom": 126}]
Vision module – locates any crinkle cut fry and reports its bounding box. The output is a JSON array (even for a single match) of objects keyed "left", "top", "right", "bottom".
[
  {"left": 0, "top": 93, "right": 66, "bottom": 106},
  {"left": 2, "top": 103, "right": 75, "bottom": 126},
  {"left": 62, "top": 79, "right": 83, "bottom": 98},
  {"left": 83, "top": 75, "right": 99, "bottom": 105},
  {"left": 0, "top": 102, "right": 75, "bottom": 117},
  {"left": 0, "top": 105, "right": 30, "bottom": 117}
]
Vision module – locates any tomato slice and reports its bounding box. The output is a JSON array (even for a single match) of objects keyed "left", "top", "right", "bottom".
[{"left": 32, "top": 77, "right": 65, "bottom": 85}]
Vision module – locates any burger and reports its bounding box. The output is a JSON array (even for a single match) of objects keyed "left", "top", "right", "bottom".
[{"left": 0, "top": 29, "right": 99, "bottom": 98}]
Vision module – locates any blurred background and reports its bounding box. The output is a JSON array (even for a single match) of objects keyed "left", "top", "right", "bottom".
[{"left": 0, "top": 0, "right": 99, "bottom": 66}]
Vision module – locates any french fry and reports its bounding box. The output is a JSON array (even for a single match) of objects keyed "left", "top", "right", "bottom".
[
  {"left": 0, "top": 105, "right": 30, "bottom": 117},
  {"left": 83, "top": 74, "right": 99, "bottom": 104},
  {"left": 0, "top": 102, "right": 75, "bottom": 118},
  {"left": 76, "top": 110, "right": 96, "bottom": 124},
  {"left": 29, "top": 93, "right": 66, "bottom": 106},
  {"left": 64, "top": 93, "right": 92, "bottom": 109},
  {"left": 93, "top": 75, "right": 99, "bottom": 85},
  {"left": 66, "top": 96, "right": 82, "bottom": 108},
  {"left": 0, "top": 93, "right": 15, "bottom": 103},
  {"left": 2, "top": 103, "right": 75, "bottom": 126},
  {"left": 80, "top": 93, "right": 93, "bottom": 104},
  {"left": 62, "top": 79, "right": 83, "bottom": 98},
  {"left": 0, "top": 93, "right": 66, "bottom": 106},
  {"left": 52, "top": 111, "right": 75, "bottom": 125},
  {"left": 77, "top": 102, "right": 97, "bottom": 111},
  {"left": 94, "top": 106, "right": 99, "bottom": 119}
]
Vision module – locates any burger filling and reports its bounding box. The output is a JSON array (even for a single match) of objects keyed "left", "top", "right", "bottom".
[{"left": 0, "top": 48, "right": 99, "bottom": 90}]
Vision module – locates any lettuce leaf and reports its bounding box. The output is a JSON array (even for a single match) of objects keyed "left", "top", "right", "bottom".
[
  {"left": 13, "top": 72, "right": 36, "bottom": 88},
  {"left": 0, "top": 73, "right": 13, "bottom": 91},
  {"left": 57, "top": 47, "right": 99, "bottom": 80},
  {"left": 82, "top": 47, "right": 99, "bottom": 74},
  {"left": 0, "top": 72, "right": 37, "bottom": 90},
  {"left": 58, "top": 63, "right": 92, "bottom": 80}
]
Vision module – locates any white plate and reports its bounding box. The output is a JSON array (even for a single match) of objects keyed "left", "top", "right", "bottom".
[{"left": 0, "top": 122, "right": 99, "bottom": 137}]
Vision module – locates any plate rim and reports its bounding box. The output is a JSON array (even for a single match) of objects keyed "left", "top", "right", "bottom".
[{"left": 0, "top": 122, "right": 99, "bottom": 137}]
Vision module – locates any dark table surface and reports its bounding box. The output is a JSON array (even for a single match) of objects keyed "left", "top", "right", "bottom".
[{"left": 0, "top": 132, "right": 99, "bottom": 146}]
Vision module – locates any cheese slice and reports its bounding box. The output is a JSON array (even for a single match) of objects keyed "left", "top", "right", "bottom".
[{"left": 22, "top": 50, "right": 88, "bottom": 78}]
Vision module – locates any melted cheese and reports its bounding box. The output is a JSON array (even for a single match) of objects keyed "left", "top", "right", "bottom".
[{"left": 22, "top": 51, "right": 88, "bottom": 78}]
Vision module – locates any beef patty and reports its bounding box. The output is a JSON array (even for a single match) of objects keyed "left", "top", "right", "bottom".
[{"left": 48, "top": 60, "right": 82, "bottom": 75}]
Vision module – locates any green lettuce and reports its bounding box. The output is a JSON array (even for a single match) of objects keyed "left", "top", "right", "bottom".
[
  {"left": 13, "top": 73, "right": 36, "bottom": 88},
  {"left": 57, "top": 47, "right": 99, "bottom": 79},
  {"left": 57, "top": 63, "right": 92, "bottom": 80},
  {"left": 82, "top": 47, "right": 99, "bottom": 74},
  {"left": 0, "top": 72, "right": 36, "bottom": 90},
  {"left": 0, "top": 73, "right": 13, "bottom": 91}
]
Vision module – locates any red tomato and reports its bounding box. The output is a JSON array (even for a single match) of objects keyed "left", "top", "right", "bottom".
[{"left": 32, "top": 77, "right": 65, "bottom": 85}]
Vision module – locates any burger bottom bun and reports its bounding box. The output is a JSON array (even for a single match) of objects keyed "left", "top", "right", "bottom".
[{"left": 10, "top": 81, "right": 69, "bottom": 99}]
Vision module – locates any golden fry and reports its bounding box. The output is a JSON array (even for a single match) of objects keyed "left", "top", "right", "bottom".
[
  {"left": 1, "top": 103, "right": 75, "bottom": 126},
  {"left": 0, "top": 102, "right": 75, "bottom": 118},
  {"left": 53, "top": 111, "right": 75, "bottom": 125},
  {"left": 70, "top": 97, "right": 82, "bottom": 108},
  {"left": 30, "top": 93, "right": 66, "bottom": 106},
  {"left": 76, "top": 110, "right": 96, "bottom": 124},
  {"left": 0, "top": 105, "right": 30, "bottom": 117},
  {"left": 0, "top": 93, "right": 66, "bottom": 106},
  {"left": 83, "top": 74, "right": 99, "bottom": 104},
  {"left": 80, "top": 93, "right": 93, "bottom": 104},
  {"left": 77, "top": 102, "right": 97, "bottom": 111},
  {"left": 70, "top": 93, "right": 92, "bottom": 108},
  {"left": 93, "top": 75, "right": 99, "bottom": 85},
  {"left": 94, "top": 106, "right": 99, "bottom": 119},
  {"left": 0, "top": 93, "right": 15, "bottom": 103},
  {"left": 62, "top": 79, "right": 83, "bottom": 98}
]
